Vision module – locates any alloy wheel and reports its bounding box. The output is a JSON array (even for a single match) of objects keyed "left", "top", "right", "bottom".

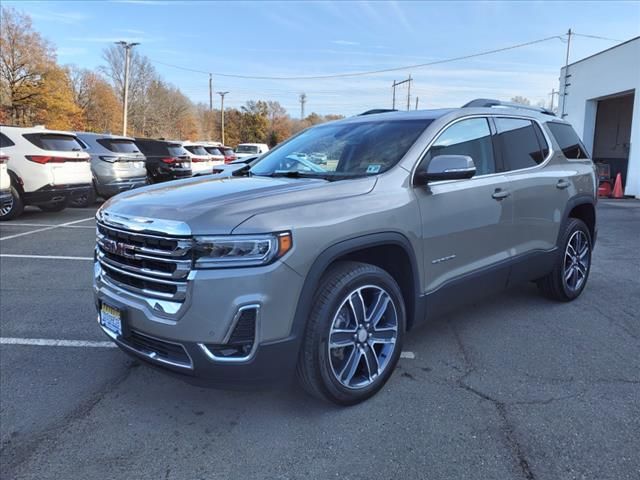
[
  {"left": 0, "top": 195, "right": 14, "bottom": 217},
  {"left": 328, "top": 285, "right": 399, "bottom": 389},
  {"left": 564, "top": 230, "right": 590, "bottom": 292}
]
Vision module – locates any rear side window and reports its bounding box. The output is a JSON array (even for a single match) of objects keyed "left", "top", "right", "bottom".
[
  {"left": 547, "top": 122, "right": 589, "bottom": 159},
  {"left": 425, "top": 117, "right": 496, "bottom": 176},
  {"left": 23, "top": 133, "right": 84, "bottom": 152},
  {"left": 495, "top": 118, "right": 546, "bottom": 170},
  {"left": 184, "top": 145, "right": 208, "bottom": 155},
  {"left": 0, "top": 133, "right": 15, "bottom": 148},
  {"left": 222, "top": 148, "right": 234, "bottom": 156},
  {"left": 97, "top": 138, "right": 140, "bottom": 154}
]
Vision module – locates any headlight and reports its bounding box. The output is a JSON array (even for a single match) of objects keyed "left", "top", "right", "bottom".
[{"left": 193, "top": 232, "right": 292, "bottom": 268}]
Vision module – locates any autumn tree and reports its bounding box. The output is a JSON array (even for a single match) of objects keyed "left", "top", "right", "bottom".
[
  {"left": 69, "top": 67, "right": 121, "bottom": 133},
  {"left": 0, "top": 6, "right": 56, "bottom": 125},
  {"left": 30, "top": 65, "right": 83, "bottom": 130}
]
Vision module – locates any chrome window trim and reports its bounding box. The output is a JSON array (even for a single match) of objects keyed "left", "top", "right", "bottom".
[
  {"left": 411, "top": 113, "right": 555, "bottom": 186},
  {"left": 197, "top": 304, "right": 260, "bottom": 364}
]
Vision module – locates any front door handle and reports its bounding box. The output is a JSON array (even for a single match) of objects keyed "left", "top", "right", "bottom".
[
  {"left": 492, "top": 189, "right": 510, "bottom": 200},
  {"left": 556, "top": 179, "right": 570, "bottom": 189}
]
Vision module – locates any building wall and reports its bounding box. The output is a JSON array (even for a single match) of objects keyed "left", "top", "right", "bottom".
[{"left": 559, "top": 37, "right": 640, "bottom": 197}]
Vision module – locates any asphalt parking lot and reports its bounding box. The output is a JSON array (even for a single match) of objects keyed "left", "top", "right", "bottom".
[{"left": 0, "top": 201, "right": 638, "bottom": 480}]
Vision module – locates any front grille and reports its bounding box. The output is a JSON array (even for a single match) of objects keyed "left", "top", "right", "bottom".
[
  {"left": 96, "top": 222, "right": 192, "bottom": 302},
  {"left": 124, "top": 330, "right": 192, "bottom": 368}
]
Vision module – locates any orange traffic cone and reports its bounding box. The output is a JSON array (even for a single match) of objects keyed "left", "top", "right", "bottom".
[{"left": 611, "top": 173, "right": 624, "bottom": 199}]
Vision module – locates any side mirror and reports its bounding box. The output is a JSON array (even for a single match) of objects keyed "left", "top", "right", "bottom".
[{"left": 414, "top": 155, "right": 476, "bottom": 185}]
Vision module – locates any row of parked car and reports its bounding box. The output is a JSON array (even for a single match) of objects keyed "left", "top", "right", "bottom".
[{"left": 0, "top": 125, "right": 270, "bottom": 220}]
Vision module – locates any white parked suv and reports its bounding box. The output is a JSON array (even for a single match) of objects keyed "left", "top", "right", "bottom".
[
  {"left": 0, "top": 149, "right": 11, "bottom": 215},
  {"left": 0, "top": 126, "right": 91, "bottom": 220},
  {"left": 235, "top": 143, "right": 269, "bottom": 159},
  {"left": 181, "top": 142, "right": 213, "bottom": 176}
]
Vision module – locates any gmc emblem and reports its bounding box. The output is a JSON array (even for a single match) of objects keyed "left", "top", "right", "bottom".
[{"left": 102, "top": 238, "right": 135, "bottom": 259}]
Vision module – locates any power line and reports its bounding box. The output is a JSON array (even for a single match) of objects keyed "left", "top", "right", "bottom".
[
  {"left": 148, "top": 34, "right": 564, "bottom": 81},
  {"left": 572, "top": 32, "right": 623, "bottom": 42}
]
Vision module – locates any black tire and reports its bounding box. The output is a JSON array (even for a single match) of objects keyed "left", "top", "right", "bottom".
[
  {"left": 297, "top": 261, "right": 406, "bottom": 405},
  {"left": 537, "top": 218, "right": 592, "bottom": 301},
  {"left": 70, "top": 187, "right": 96, "bottom": 208},
  {"left": 38, "top": 200, "right": 68, "bottom": 213},
  {"left": 0, "top": 186, "right": 24, "bottom": 221}
]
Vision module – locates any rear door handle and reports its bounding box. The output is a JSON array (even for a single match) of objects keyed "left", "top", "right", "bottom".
[
  {"left": 556, "top": 179, "right": 570, "bottom": 189},
  {"left": 492, "top": 189, "right": 510, "bottom": 200}
]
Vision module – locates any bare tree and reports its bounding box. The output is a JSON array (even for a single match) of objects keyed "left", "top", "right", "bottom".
[{"left": 510, "top": 96, "right": 531, "bottom": 106}]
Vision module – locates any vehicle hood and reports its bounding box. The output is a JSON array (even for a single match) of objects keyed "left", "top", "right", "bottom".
[{"left": 99, "top": 175, "right": 376, "bottom": 235}]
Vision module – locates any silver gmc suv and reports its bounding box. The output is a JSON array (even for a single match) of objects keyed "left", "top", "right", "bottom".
[{"left": 94, "top": 99, "right": 597, "bottom": 405}]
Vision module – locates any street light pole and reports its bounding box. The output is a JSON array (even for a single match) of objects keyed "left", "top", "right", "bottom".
[
  {"left": 217, "top": 91, "right": 229, "bottom": 145},
  {"left": 116, "top": 41, "right": 140, "bottom": 137}
]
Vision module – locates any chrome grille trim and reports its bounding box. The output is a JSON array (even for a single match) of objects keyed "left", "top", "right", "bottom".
[{"left": 96, "top": 221, "right": 192, "bottom": 302}]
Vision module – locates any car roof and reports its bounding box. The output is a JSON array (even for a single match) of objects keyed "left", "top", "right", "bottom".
[
  {"left": 237, "top": 143, "right": 266, "bottom": 146},
  {"left": 1, "top": 125, "right": 82, "bottom": 136},
  {"left": 75, "top": 132, "right": 135, "bottom": 141}
]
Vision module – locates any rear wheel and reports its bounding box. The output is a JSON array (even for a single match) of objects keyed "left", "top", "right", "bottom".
[
  {"left": 38, "top": 200, "right": 68, "bottom": 213},
  {"left": 0, "top": 186, "right": 24, "bottom": 221},
  {"left": 297, "top": 261, "right": 405, "bottom": 405},
  {"left": 537, "top": 218, "right": 592, "bottom": 301},
  {"left": 70, "top": 187, "right": 96, "bottom": 208}
]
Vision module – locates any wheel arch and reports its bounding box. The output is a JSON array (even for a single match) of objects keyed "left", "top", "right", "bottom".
[
  {"left": 560, "top": 195, "right": 597, "bottom": 246},
  {"left": 290, "top": 232, "right": 423, "bottom": 351},
  {"left": 7, "top": 169, "right": 25, "bottom": 196}
]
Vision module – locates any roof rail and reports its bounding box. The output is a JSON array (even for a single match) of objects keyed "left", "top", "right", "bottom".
[
  {"left": 462, "top": 98, "right": 555, "bottom": 116},
  {"left": 359, "top": 109, "right": 398, "bottom": 116}
]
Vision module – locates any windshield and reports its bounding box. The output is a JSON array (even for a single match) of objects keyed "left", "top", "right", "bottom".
[
  {"left": 251, "top": 119, "right": 431, "bottom": 178},
  {"left": 236, "top": 145, "right": 259, "bottom": 153},
  {"left": 24, "top": 133, "right": 85, "bottom": 152},
  {"left": 184, "top": 145, "right": 209, "bottom": 156},
  {"left": 167, "top": 144, "right": 187, "bottom": 157}
]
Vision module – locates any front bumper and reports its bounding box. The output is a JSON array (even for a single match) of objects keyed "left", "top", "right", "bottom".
[
  {"left": 97, "top": 176, "right": 148, "bottom": 198},
  {"left": 23, "top": 184, "right": 92, "bottom": 205},
  {"left": 93, "top": 258, "right": 304, "bottom": 386}
]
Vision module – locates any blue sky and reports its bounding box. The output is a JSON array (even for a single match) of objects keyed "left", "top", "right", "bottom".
[{"left": 7, "top": 1, "right": 640, "bottom": 116}]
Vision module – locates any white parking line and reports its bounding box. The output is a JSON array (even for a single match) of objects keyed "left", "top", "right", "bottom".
[
  {"left": 0, "top": 217, "right": 95, "bottom": 241},
  {"left": 0, "top": 337, "right": 116, "bottom": 348},
  {"left": 0, "top": 254, "right": 93, "bottom": 260},
  {"left": 0, "top": 222, "right": 96, "bottom": 229},
  {"left": 0, "top": 337, "right": 417, "bottom": 359}
]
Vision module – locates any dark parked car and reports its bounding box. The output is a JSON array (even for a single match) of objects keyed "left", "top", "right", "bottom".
[{"left": 134, "top": 138, "right": 192, "bottom": 183}]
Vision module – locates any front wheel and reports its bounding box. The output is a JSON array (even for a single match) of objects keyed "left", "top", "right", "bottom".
[
  {"left": 38, "top": 200, "right": 68, "bottom": 213},
  {"left": 0, "top": 186, "right": 24, "bottom": 221},
  {"left": 297, "top": 261, "right": 405, "bottom": 405},
  {"left": 537, "top": 218, "right": 592, "bottom": 301}
]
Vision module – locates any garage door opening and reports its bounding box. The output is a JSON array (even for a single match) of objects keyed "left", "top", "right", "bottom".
[{"left": 592, "top": 91, "right": 634, "bottom": 189}]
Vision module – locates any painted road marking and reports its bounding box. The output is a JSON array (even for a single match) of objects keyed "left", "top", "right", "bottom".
[
  {"left": 0, "top": 254, "right": 93, "bottom": 261},
  {"left": 0, "top": 338, "right": 116, "bottom": 348},
  {"left": 0, "top": 217, "right": 95, "bottom": 241},
  {"left": 0, "top": 337, "right": 417, "bottom": 359},
  {"left": 0, "top": 222, "right": 95, "bottom": 229}
]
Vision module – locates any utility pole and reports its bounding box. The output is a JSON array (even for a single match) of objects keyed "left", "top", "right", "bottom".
[
  {"left": 407, "top": 74, "right": 412, "bottom": 111},
  {"left": 561, "top": 28, "right": 572, "bottom": 117},
  {"left": 549, "top": 88, "right": 559, "bottom": 112},
  {"left": 209, "top": 74, "right": 213, "bottom": 111},
  {"left": 392, "top": 80, "right": 396, "bottom": 109},
  {"left": 116, "top": 41, "right": 140, "bottom": 136},
  {"left": 299, "top": 93, "right": 307, "bottom": 119},
  {"left": 415, "top": 96, "right": 419, "bottom": 110},
  {"left": 217, "top": 91, "right": 229, "bottom": 144}
]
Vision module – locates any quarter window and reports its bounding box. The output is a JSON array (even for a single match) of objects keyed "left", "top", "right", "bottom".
[
  {"left": 495, "top": 118, "right": 546, "bottom": 170},
  {"left": 0, "top": 133, "right": 15, "bottom": 148},
  {"left": 547, "top": 122, "right": 589, "bottom": 159},
  {"left": 424, "top": 118, "right": 496, "bottom": 176}
]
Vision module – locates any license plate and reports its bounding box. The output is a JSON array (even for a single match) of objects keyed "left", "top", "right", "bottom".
[{"left": 100, "top": 303, "right": 122, "bottom": 336}]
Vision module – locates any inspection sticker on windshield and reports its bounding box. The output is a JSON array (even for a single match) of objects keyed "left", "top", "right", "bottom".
[{"left": 367, "top": 164, "right": 381, "bottom": 173}]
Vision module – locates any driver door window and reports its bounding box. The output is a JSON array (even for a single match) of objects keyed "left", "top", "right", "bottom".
[{"left": 423, "top": 118, "right": 496, "bottom": 176}]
